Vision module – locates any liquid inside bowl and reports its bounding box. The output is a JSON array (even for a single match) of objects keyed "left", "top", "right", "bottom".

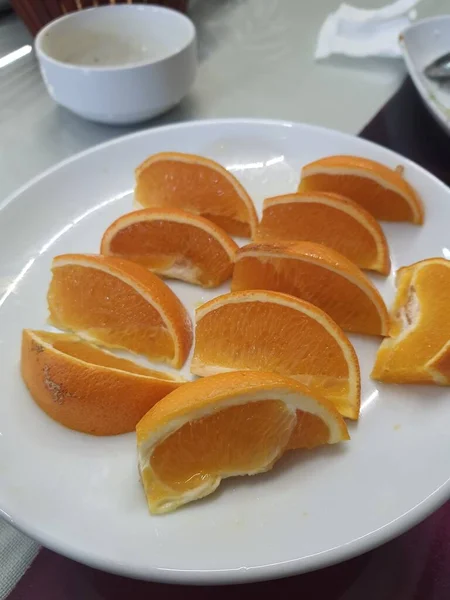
[
  {"left": 39, "top": 5, "right": 194, "bottom": 68},
  {"left": 57, "top": 31, "right": 171, "bottom": 67}
]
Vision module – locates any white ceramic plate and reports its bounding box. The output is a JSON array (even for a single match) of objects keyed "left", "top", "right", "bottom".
[
  {"left": 1, "top": 119, "right": 449, "bottom": 585},
  {"left": 402, "top": 15, "right": 450, "bottom": 134}
]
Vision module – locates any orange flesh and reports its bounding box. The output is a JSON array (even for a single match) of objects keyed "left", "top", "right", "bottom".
[
  {"left": 430, "top": 342, "right": 450, "bottom": 374},
  {"left": 136, "top": 371, "right": 350, "bottom": 512},
  {"left": 106, "top": 219, "right": 234, "bottom": 287},
  {"left": 48, "top": 265, "right": 173, "bottom": 361},
  {"left": 135, "top": 160, "right": 254, "bottom": 237},
  {"left": 232, "top": 256, "right": 383, "bottom": 335},
  {"left": 194, "top": 302, "right": 350, "bottom": 402},
  {"left": 258, "top": 201, "right": 381, "bottom": 270},
  {"left": 21, "top": 330, "right": 181, "bottom": 436},
  {"left": 299, "top": 174, "right": 414, "bottom": 221},
  {"left": 148, "top": 400, "right": 294, "bottom": 494},
  {"left": 373, "top": 263, "right": 450, "bottom": 381},
  {"left": 201, "top": 214, "right": 249, "bottom": 238},
  {"left": 287, "top": 411, "right": 331, "bottom": 450},
  {"left": 37, "top": 333, "right": 174, "bottom": 380}
]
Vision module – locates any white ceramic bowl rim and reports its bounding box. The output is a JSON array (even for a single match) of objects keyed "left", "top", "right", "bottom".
[{"left": 35, "top": 4, "right": 196, "bottom": 72}]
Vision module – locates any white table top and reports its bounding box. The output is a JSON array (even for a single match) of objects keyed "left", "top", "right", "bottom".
[{"left": 0, "top": 0, "right": 448, "bottom": 597}]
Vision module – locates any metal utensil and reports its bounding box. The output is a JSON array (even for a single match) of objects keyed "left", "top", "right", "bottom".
[{"left": 424, "top": 52, "right": 450, "bottom": 81}]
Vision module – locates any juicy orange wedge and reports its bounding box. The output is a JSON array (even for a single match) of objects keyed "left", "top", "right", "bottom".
[
  {"left": 372, "top": 258, "right": 450, "bottom": 384},
  {"left": 191, "top": 290, "right": 360, "bottom": 419},
  {"left": 21, "top": 329, "right": 183, "bottom": 435},
  {"left": 47, "top": 254, "right": 192, "bottom": 368},
  {"left": 134, "top": 152, "right": 259, "bottom": 238},
  {"left": 231, "top": 241, "right": 390, "bottom": 336},
  {"left": 101, "top": 208, "right": 238, "bottom": 288},
  {"left": 298, "top": 155, "right": 424, "bottom": 223},
  {"left": 257, "top": 192, "right": 391, "bottom": 275},
  {"left": 136, "top": 371, "right": 349, "bottom": 513}
]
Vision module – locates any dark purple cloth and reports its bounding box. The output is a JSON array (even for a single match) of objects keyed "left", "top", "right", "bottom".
[{"left": 361, "top": 77, "right": 450, "bottom": 186}]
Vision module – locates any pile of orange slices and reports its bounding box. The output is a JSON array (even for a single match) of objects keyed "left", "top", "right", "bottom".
[{"left": 21, "top": 148, "right": 446, "bottom": 516}]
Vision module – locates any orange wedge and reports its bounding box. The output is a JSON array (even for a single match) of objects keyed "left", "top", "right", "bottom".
[
  {"left": 231, "top": 241, "right": 390, "bottom": 336},
  {"left": 100, "top": 208, "right": 238, "bottom": 288},
  {"left": 298, "top": 155, "right": 424, "bottom": 224},
  {"left": 191, "top": 290, "right": 360, "bottom": 419},
  {"left": 21, "top": 329, "right": 183, "bottom": 435},
  {"left": 134, "top": 152, "right": 259, "bottom": 238},
  {"left": 372, "top": 258, "right": 450, "bottom": 384},
  {"left": 136, "top": 371, "right": 349, "bottom": 513},
  {"left": 257, "top": 192, "right": 391, "bottom": 275},
  {"left": 47, "top": 254, "right": 192, "bottom": 368}
]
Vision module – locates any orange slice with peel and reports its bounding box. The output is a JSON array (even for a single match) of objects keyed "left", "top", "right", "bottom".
[
  {"left": 257, "top": 192, "right": 390, "bottom": 275},
  {"left": 298, "top": 155, "right": 424, "bottom": 223},
  {"left": 231, "top": 241, "right": 390, "bottom": 336},
  {"left": 21, "top": 329, "right": 183, "bottom": 435},
  {"left": 191, "top": 290, "right": 360, "bottom": 419},
  {"left": 100, "top": 208, "right": 238, "bottom": 288},
  {"left": 372, "top": 258, "right": 450, "bottom": 384},
  {"left": 47, "top": 254, "right": 192, "bottom": 368},
  {"left": 136, "top": 371, "right": 349, "bottom": 513},
  {"left": 134, "top": 152, "right": 259, "bottom": 238}
]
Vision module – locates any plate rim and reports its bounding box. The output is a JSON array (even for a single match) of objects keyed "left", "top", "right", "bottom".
[
  {"left": 2, "top": 485, "right": 449, "bottom": 585},
  {"left": 2, "top": 117, "right": 450, "bottom": 585}
]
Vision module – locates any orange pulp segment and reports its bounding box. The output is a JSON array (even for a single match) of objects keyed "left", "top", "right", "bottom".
[
  {"left": 231, "top": 241, "right": 390, "bottom": 336},
  {"left": 298, "top": 155, "right": 424, "bottom": 223},
  {"left": 101, "top": 208, "right": 238, "bottom": 288},
  {"left": 47, "top": 254, "right": 192, "bottom": 368},
  {"left": 21, "top": 329, "right": 183, "bottom": 435},
  {"left": 134, "top": 152, "right": 259, "bottom": 238},
  {"left": 191, "top": 290, "right": 360, "bottom": 419},
  {"left": 257, "top": 192, "right": 390, "bottom": 275},
  {"left": 136, "top": 371, "right": 349, "bottom": 513},
  {"left": 372, "top": 258, "right": 450, "bottom": 384}
]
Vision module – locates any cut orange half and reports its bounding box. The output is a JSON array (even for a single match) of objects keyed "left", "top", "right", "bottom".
[
  {"left": 192, "top": 290, "right": 360, "bottom": 419},
  {"left": 136, "top": 371, "right": 349, "bottom": 513},
  {"left": 101, "top": 208, "right": 238, "bottom": 288},
  {"left": 47, "top": 254, "right": 192, "bottom": 368},
  {"left": 134, "top": 152, "right": 259, "bottom": 238},
  {"left": 372, "top": 258, "right": 450, "bottom": 384},
  {"left": 21, "top": 329, "right": 183, "bottom": 436},
  {"left": 231, "top": 241, "right": 390, "bottom": 336},
  {"left": 298, "top": 155, "right": 424, "bottom": 224},
  {"left": 257, "top": 192, "right": 391, "bottom": 275}
]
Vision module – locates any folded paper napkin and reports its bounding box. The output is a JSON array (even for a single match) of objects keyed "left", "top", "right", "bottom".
[{"left": 315, "top": 0, "right": 421, "bottom": 59}]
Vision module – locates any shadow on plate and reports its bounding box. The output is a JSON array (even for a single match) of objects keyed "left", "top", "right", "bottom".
[{"left": 178, "top": 442, "right": 350, "bottom": 514}]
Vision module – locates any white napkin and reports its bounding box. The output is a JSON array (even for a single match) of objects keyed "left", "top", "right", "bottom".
[{"left": 315, "top": 0, "right": 421, "bottom": 60}]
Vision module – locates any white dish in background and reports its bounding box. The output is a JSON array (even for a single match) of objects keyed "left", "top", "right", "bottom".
[
  {"left": 35, "top": 5, "right": 197, "bottom": 125},
  {"left": 401, "top": 15, "right": 450, "bottom": 134},
  {"left": 1, "top": 119, "right": 450, "bottom": 585}
]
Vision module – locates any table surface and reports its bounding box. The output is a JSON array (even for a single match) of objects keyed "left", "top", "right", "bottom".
[
  {"left": 1, "top": 1, "right": 450, "bottom": 598},
  {"left": 0, "top": 0, "right": 447, "bottom": 200}
]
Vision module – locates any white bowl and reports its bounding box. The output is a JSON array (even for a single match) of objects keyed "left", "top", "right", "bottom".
[
  {"left": 401, "top": 16, "right": 450, "bottom": 135},
  {"left": 35, "top": 5, "right": 197, "bottom": 125}
]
